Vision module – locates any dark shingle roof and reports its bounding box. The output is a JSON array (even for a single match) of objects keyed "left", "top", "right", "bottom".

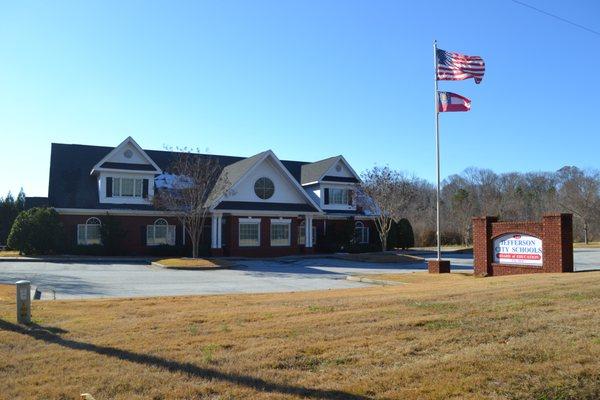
[
  {"left": 48, "top": 143, "right": 311, "bottom": 210},
  {"left": 24, "top": 197, "right": 49, "bottom": 210}
]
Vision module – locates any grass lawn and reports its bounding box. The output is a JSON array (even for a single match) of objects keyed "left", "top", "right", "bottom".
[
  {"left": 573, "top": 242, "right": 600, "bottom": 248},
  {"left": 1, "top": 273, "right": 599, "bottom": 399},
  {"left": 153, "top": 257, "right": 234, "bottom": 269}
]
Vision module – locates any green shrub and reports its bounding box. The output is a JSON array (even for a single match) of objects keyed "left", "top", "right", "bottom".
[
  {"left": 397, "top": 218, "right": 415, "bottom": 250},
  {"left": 7, "top": 208, "right": 65, "bottom": 255},
  {"left": 386, "top": 220, "right": 399, "bottom": 250}
]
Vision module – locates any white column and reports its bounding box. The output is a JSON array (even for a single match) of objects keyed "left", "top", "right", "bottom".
[
  {"left": 211, "top": 215, "right": 218, "bottom": 249},
  {"left": 216, "top": 215, "right": 222, "bottom": 248},
  {"left": 305, "top": 215, "right": 313, "bottom": 248}
]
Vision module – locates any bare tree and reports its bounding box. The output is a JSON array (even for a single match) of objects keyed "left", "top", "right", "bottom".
[
  {"left": 154, "top": 150, "right": 225, "bottom": 258},
  {"left": 557, "top": 166, "right": 600, "bottom": 244},
  {"left": 359, "top": 166, "right": 416, "bottom": 251}
]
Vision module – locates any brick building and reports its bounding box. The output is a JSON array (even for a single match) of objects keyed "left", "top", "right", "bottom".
[{"left": 33, "top": 137, "right": 377, "bottom": 256}]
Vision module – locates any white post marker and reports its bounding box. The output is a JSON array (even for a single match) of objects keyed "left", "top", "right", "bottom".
[
  {"left": 15, "top": 280, "right": 31, "bottom": 324},
  {"left": 433, "top": 40, "right": 441, "bottom": 261}
]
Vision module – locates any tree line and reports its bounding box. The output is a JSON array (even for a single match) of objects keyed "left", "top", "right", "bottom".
[
  {"left": 360, "top": 165, "right": 600, "bottom": 248},
  {"left": 0, "top": 190, "right": 25, "bottom": 245}
]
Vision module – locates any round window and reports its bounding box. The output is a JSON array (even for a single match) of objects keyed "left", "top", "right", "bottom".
[
  {"left": 254, "top": 177, "right": 275, "bottom": 200},
  {"left": 124, "top": 149, "right": 133, "bottom": 159}
]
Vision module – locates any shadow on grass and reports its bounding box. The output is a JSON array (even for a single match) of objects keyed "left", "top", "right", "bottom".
[{"left": 0, "top": 319, "right": 370, "bottom": 400}]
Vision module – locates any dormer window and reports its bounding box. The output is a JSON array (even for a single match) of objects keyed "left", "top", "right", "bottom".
[
  {"left": 107, "top": 177, "right": 148, "bottom": 198},
  {"left": 330, "top": 188, "right": 349, "bottom": 205}
]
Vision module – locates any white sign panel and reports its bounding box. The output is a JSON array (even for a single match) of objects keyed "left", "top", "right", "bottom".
[{"left": 493, "top": 234, "right": 543, "bottom": 266}]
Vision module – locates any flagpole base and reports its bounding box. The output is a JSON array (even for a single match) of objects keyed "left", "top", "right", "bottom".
[{"left": 428, "top": 259, "right": 451, "bottom": 274}]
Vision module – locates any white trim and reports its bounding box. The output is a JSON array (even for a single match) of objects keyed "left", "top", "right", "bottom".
[
  {"left": 270, "top": 218, "right": 291, "bottom": 224},
  {"left": 216, "top": 210, "right": 322, "bottom": 217},
  {"left": 77, "top": 218, "right": 102, "bottom": 246},
  {"left": 301, "top": 181, "right": 320, "bottom": 187},
  {"left": 90, "top": 136, "right": 162, "bottom": 175},
  {"left": 55, "top": 208, "right": 181, "bottom": 217},
  {"left": 354, "top": 220, "right": 369, "bottom": 244},
  {"left": 239, "top": 217, "right": 262, "bottom": 223},
  {"left": 324, "top": 214, "right": 377, "bottom": 220},
  {"left": 270, "top": 220, "right": 291, "bottom": 247},
  {"left": 209, "top": 150, "right": 322, "bottom": 212},
  {"left": 336, "top": 155, "right": 362, "bottom": 183},
  {"left": 238, "top": 219, "right": 261, "bottom": 247},
  {"left": 147, "top": 219, "right": 176, "bottom": 246}
]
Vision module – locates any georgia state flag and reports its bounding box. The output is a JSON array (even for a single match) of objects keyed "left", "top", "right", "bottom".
[{"left": 438, "top": 91, "right": 471, "bottom": 112}]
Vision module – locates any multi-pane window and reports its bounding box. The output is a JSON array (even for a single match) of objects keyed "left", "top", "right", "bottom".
[
  {"left": 254, "top": 177, "right": 275, "bottom": 200},
  {"left": 113, "top": 177, "right": 143, "bottom": 197},
  {"left": 147, "top": 218, "right": 176, "bottom": 246},
  {"left": 354, "top": 221, "right": 369, "bottom": 244},
  {"left": 297, "top": 223, "right": 317, "bottom": 246},
  {"left": 77, "top": 217, "right": 102, "bottom": 245},
  {"left": 330, "top": 188, "right": 349, "bottom": 205},
  {"left": 239, "top": 221, "right": 260, "bottom": 247},
  {"left": 271, "top": 221, "right": 290, "bottom": 246}
]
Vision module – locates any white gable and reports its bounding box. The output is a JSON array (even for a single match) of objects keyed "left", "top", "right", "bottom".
[
  {"left": 105, "top": 142, "right": 150, "bottom": 165},
  {"left": 91, "top": 136, "right": 161, "bottom": 174},
  {"left": 324, "top": 158, "right": 359, "bottom": 179},
  {"left": 225, "top": 157, "right": 307, "bottom": 204}
]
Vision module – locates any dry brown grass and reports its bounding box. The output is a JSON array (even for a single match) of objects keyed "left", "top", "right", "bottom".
[
  {"left": 1, "top": 273, "right": 599, "bottom": 399},
  {"left": 0, "top": 283, "right": 15, "bottom": 301},
  {"left": 573, "top": 242, "right": 600, "bottom": 248},
  {"left": 0, "top": 250, "right": 20, "bottom": 257},
  {"left": 154, "top": 257, "right": 233, "bottom": 269}
]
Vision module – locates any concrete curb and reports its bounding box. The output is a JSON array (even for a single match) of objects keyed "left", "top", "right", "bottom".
[
  {"left": 0, "top": 257, "right": 152, "bottom": 264},
  {"left": 346, "top": 275, "right": 405, "bottom": 286},
  {"left": 150, "top": 261, "right": 234, "bottom": 270}
]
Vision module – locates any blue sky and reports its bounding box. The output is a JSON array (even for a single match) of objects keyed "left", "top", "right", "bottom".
[{"left": 1, "top": 0, "right": 599, "bottom": 197}]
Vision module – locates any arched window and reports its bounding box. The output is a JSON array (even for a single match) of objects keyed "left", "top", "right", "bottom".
[
  {"left": 297, "top": 221, "right": 317, "bottom": 246},
  {"left": 354, "top": 221, "right": 369, "bottom": 244},
  {"left": 77, "top": 217, "right": 102, "bottom": 245},
  {"left": 147, "top": 218, "right": 176, "bottom": 246}
]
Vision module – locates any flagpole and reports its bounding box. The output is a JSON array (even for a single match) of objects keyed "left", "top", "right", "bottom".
[{"left": 433, "top": 40, "right": 441, "bottom": 261}]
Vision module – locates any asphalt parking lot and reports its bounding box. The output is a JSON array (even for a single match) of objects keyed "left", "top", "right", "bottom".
[{"left": 0, "top": 249, "right": 597, "bottom": 299}]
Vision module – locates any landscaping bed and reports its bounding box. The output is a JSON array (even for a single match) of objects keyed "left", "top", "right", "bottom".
[
  {"left": 0, "top": 250, "right": 20, "bottom": 257},
  {"left": 152, "top": 257, "right": 235, "bottom": 270}
]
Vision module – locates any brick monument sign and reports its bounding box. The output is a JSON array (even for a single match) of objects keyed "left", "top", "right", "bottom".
[{"left": 472, "top": 213, "right": 573, "bottom": 276}]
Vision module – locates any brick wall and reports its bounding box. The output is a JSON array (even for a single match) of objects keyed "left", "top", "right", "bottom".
[
  {"left": 472, "top": 214, "right": 573, "bottom": 276},
  {"left": 59, "top": 214, "right": 188, "bottom": 255},
  {"left": 223, "top": 216, "right": 306, "bottom": 257}
]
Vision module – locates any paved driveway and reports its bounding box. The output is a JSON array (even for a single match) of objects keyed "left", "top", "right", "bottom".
[
  {"left": 0, "top": 249, "right": 597, "bottom": 299},
  {"left": 0, "top": 258, "right": 439, "bottom": 299}
]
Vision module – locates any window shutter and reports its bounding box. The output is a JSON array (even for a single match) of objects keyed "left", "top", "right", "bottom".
[
  {"left": 77, "top": 225, "right": 85, "bottom": 245},
  {"left": 106, "top": 177, "right": 113, "bottom": 198},
  {"left": 142, "top": 179, "right": 149, "bottom": 198},
  {"left": 324, "top": 188, "right": 330, "bottom": 205},
  {"left": 168, "top": 226, "right": 176, "bottom": 245},
  {"left": 141, "top": 226, "right": 147, "bottom": 246},
  {"left": 347, "top": 190, "right": 353, "bottom": 205}
]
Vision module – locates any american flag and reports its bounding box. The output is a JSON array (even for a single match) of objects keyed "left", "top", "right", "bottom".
[{"left": 436, "top": 48, "right": 485, "bottom": 84}]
